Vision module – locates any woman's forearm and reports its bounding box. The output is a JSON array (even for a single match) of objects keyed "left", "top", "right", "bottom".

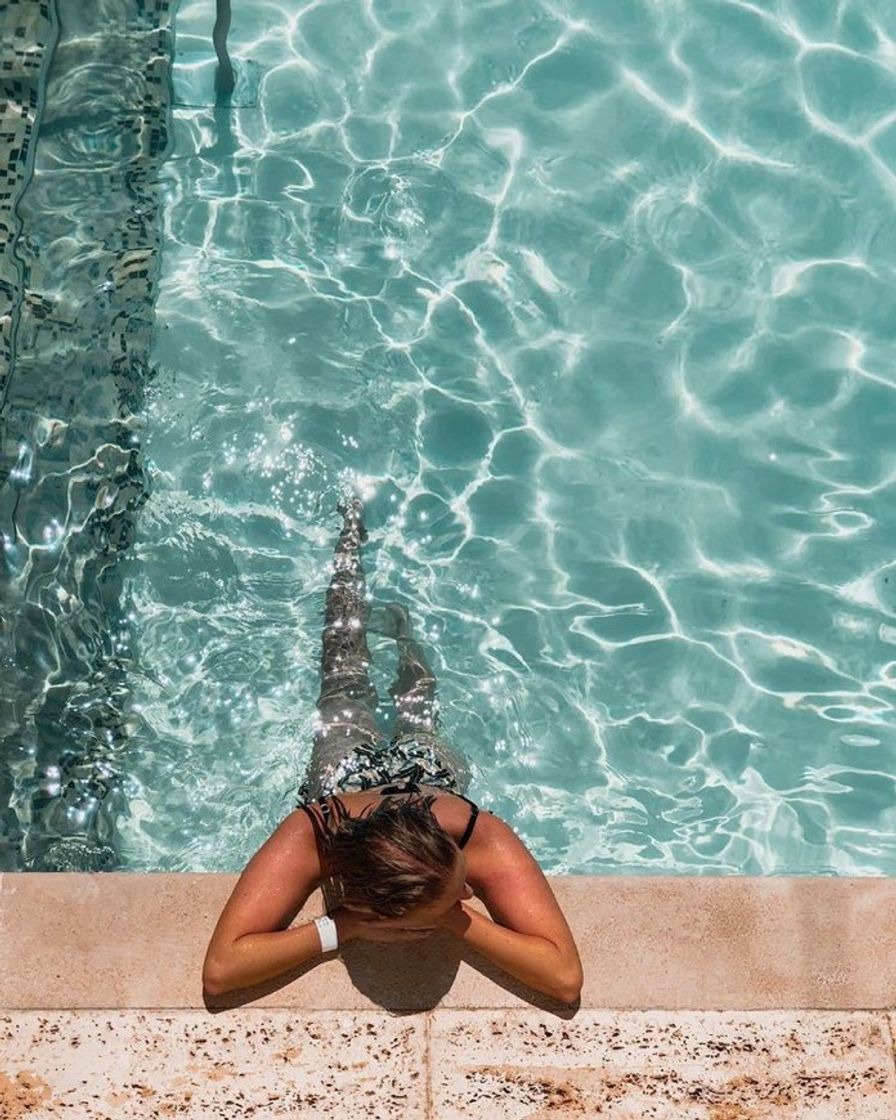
[
  {"left": 202, "top": 922, "right": 328, "bottom": 996},
  {"left": 203, "top": 906, "right": 583, "bottom": 1002},
  {"left": 441, "top": 904, "right": 582, "bottom": 1003}
]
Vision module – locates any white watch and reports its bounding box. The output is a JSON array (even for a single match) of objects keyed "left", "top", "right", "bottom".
[{"left": 314, "top": 914, "right": 339, "bottom": 954}]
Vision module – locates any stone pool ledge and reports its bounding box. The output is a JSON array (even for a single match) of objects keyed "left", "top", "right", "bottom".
[
  {"left": 2, "top": 874, "right": 896, "bottom": 1011},
  {"left": 3, "top": 875, "right": 896, "bottom": 1118}
]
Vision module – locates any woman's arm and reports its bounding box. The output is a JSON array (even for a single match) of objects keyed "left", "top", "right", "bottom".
[
  {"left": 439, "top": 904, "right": 581, "bottom": 1003},
  {"left": 202, "top": 810, "right": 325, "bottom": 996},
  {"left": 444, "top": 813, "right": 583, "bottom": 1003},
  {"left": 202, "top": 811, "right": 439, "bottom": 996},
  {"left": 204, "top": 909, "right": 438, "bottom": 995},
  {"left": 204, "top": 923, "right": 325, "bottom": 996}
]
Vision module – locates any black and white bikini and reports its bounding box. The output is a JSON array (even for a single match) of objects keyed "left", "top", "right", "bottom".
[{"left": 298, "top": 732, "right": 469, "bottom": 804}]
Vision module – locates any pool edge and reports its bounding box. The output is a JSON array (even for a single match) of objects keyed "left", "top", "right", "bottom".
[{"left": 2, "top": 873, "right": 894, "bottom": 1011}]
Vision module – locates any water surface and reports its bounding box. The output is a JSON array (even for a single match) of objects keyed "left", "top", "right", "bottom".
[{"left": 121, "top": 0, "right": 896, "bottom": 873}]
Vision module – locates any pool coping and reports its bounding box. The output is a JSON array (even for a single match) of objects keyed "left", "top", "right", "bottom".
[{"left": 3, "top": 874, "right": 895, "bottom": 1011}]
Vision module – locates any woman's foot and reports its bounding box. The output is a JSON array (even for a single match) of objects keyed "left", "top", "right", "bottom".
[{"left": 369, "top": 602, "right": 412, "bottom": 640}]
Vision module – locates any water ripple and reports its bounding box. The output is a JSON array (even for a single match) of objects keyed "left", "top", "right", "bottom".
[{"left": 119, "top": 0, "right": 896, "bottom": 874}]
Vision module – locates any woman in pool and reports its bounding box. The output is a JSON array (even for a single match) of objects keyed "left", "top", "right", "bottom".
[{"left": 202, "top": 499, "right": 583, "bottom": 1004}]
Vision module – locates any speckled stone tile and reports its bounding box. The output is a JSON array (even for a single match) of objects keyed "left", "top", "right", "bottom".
[
  {"left": 0, "top": 1011, "right": 426, "bottom": 1118},
  {"left": 429, "top": 1010, "right": 896, "bottom": 1119}
]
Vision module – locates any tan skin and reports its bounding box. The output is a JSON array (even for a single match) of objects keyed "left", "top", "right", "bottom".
[{"left": 203, "top": 786, "right": 584, "bottom": 1004}]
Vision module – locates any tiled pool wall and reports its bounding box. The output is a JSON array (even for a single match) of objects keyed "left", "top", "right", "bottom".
[
  {"left": 0, "top": 1, "right": 53, "bottom": 375},
  {"left": 0, "top": 0, "right": 56, "bottom": 869},
  {"left": 0, "top": 0, "right": 173, "bottom": 872}
]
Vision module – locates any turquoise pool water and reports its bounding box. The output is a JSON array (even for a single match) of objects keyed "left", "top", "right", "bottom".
[{"left": 118, "top": 0, "right": 896, "bottom": 873}]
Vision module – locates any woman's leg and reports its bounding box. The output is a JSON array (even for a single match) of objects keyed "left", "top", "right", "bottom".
[
  {"left": 372, "top": 604, "right": 437, "bottom": 733},
  {"left": 376, "top": 604, "right": 471, "bottom": 791},
  {"left": 303, "top": 499, "right": 384, "bottom": 799}
]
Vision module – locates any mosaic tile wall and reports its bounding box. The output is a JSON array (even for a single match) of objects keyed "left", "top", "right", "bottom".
[
  {"left": 0, "top": 0, "right": 175, "bottom": 870},
  {"left": 0, "top": 1, "right": 53, "bottom": 383}
]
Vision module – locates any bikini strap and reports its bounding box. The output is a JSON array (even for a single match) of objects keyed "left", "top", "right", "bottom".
[
  {"left": 301, "top": 791, "right": 480, "bottom": 849},
  {"left": 299, "top": 795, "right": 347, "bottom": 837},
  {"left": 455, "top": 794, "right": 480, "bottom": 850}
]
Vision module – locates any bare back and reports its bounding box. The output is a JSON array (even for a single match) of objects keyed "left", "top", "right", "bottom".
[{"left": 298, "top": 786, "right": 487, "bottom": 872}]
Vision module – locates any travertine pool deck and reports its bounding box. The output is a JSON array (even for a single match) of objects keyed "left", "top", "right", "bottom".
[{"left": 2, "top": 875, "right": 895, "bottom": 1117}]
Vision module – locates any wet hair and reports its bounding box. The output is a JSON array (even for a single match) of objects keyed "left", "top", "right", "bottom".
[{"left": 312, "top": 794, "right": 459, "bottom": 918}]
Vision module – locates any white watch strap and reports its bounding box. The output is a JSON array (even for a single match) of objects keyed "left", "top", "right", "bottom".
[{"left": 314, "top": 914, "right": 339, "bottom": 954}]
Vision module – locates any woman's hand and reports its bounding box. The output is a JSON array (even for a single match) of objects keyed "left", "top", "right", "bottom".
[
  {"left": 332, "top": 906, "right": 437, "bottom": 943},
  {"left": 436, "top": 901, "right": 471, "bottom": 936}
]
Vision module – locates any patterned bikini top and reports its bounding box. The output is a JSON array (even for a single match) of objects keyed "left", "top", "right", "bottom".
[{"left": 299, "top": 779, "right": 483, "bottom": 850}]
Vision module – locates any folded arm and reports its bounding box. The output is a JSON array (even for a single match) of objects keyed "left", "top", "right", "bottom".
[
  {"left": 203, "top": 924, "right": 325, "bottom": 996},
  {"left": 445, "top": 813, "right": 583, "bottom": 1004},
  {"left": 440, "top": 904, "right": 581, "bottom": 1003},
  {"left": 201, "top": 810, "right": 441, "bottom": 997},
  {"left": 202, "top": 810, "right": 324, "bottom": 997}
]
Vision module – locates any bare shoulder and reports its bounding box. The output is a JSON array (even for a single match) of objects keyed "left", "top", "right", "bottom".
[
  {"left": 457, "top": 807, "right": 576, "bottom": 947},
  {"left": 459, "top": 806, "right": 538, "bottom": 874},
  {"left": 428, "top": 794, "right": 520, "bottom": 853},
  {"left": 207, "top": 808, "right": 322, "bottom": 947}
]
